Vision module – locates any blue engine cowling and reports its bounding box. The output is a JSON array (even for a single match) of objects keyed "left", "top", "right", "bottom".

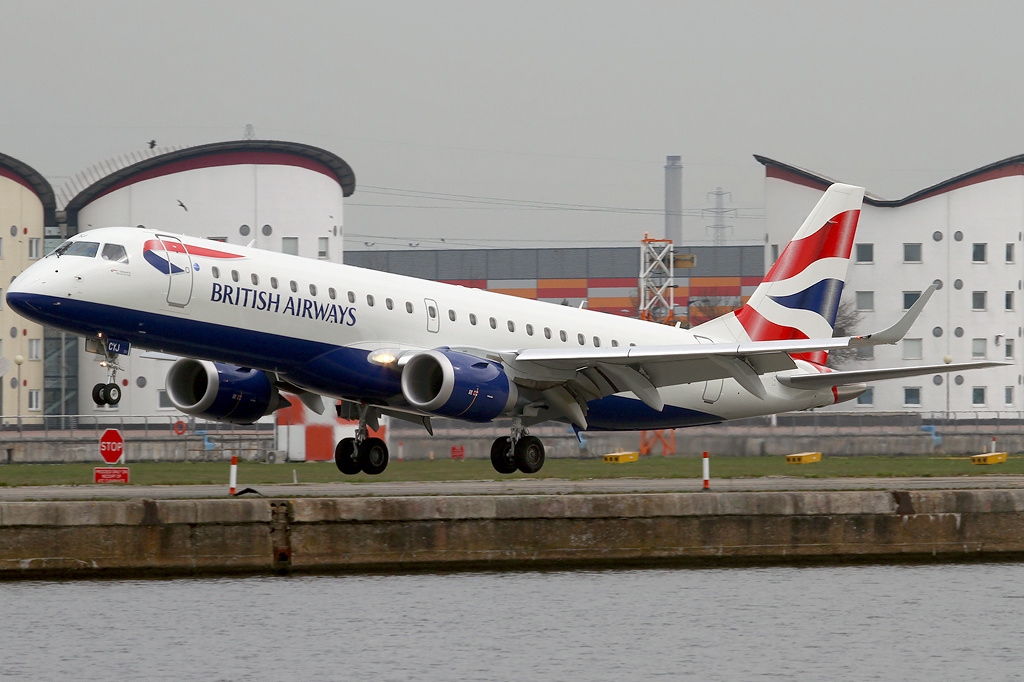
[
  {"left": 165, "top": 359, "right": 285, "bottom": 424},
  {"left": 400, "top": 349, "right": 518, "bottom": 422}
]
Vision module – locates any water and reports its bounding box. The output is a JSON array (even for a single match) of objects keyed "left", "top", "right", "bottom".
[{"left": 2, "top": 564, "right": 1022, "bottom": 681}]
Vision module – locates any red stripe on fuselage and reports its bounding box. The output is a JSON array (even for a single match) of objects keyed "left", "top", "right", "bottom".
[
  {"left": 143, "top": 239, "right": 243, "bottom": 259},
  {"left": 764, "top": 209, "right": 859, "bottom": 283}
]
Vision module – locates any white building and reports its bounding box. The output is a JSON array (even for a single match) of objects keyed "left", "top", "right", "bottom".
[{"left": 759, "top": 155, "right": 1023, "bottom": 415}]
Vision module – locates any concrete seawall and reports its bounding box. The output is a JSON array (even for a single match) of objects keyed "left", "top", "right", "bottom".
[{"left": 3, "top": 490, "right": 1024, "bottom": 579}]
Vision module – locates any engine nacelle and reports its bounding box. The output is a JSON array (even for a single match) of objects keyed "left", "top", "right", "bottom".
[
  {"left": 165, "top": 359, "right": 284, "bottom": 424},
  {"left": 401, "top": 349, "right": 518, "bottom": 422}
]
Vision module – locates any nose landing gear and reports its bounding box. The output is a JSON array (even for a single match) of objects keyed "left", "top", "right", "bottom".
[{"left": 92, "top": 348, "right": 124, "bottom": 406}]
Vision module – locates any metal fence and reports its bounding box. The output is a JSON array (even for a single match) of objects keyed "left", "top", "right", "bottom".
[{"left": 0, "top": 414, "right": 275, "bottom": 439}]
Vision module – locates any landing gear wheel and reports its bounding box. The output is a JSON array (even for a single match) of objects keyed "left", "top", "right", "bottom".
[
  {"left": 358, "top": 437, "right": 389, "bottom": 475},
  {"left": 514, "top": 436, "right": 545, "bottom": 474},
  {"left": 105, "top": 383, "right": 122, "bottom": 406},
  {"left": 334, "top": 438, "right": 361, "bottom": 475},
  {"left": 92, "top": 383, "right": 107, "bottom": 406},
  {"left": 490, "top": 436, "right": 518, "bottom": 474}
]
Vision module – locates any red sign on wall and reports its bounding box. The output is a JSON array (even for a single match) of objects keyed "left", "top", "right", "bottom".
[
  {"left": 451, "top": 446, "right": 465, "bottom": 460},
  {"left": 94, "top": 467, "right": 130, "bottom": 484}
]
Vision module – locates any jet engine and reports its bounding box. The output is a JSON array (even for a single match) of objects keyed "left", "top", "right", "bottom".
[
  {"left": 165, "top": 359, "right": 285, "bottom": 424},
  {"left": 401, "top": 349, "right": 518, "bottom": 422}
]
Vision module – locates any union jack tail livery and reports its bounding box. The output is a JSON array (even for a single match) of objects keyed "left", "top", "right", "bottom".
[{"left": 694, "top": 183, "right": 864, "bottom": 365}]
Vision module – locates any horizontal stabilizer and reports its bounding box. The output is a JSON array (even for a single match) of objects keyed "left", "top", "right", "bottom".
[{"left": 778, "top": 361, "right": 1006, "bottom": 390}]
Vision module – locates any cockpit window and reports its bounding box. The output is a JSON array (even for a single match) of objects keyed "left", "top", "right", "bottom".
[
  {"left": 101, "top": 243, "right": 129, "bottom": 264},
  {"left": 53, "top": 240, "right": 100, "bottom": 258}
]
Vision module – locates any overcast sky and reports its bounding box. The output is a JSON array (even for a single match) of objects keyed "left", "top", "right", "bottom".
[{"left": 3, "top": 1, "right": 1024, "bottom": 249}]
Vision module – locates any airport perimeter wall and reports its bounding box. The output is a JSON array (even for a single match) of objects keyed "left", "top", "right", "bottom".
[{"left": 3, "top": 489, "right": 1024, "bottom": 579}]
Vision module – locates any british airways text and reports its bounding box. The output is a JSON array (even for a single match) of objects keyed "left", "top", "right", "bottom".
[{"left": 210, "top": 283, "right": 356, "bottom": 326}]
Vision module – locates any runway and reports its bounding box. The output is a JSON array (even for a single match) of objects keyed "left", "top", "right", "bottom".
[{"left": 3, "top": 474, "right": 1024, "bottom": 501}]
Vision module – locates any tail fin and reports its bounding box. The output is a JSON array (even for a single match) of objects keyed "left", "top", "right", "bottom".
[{"left": 693, "top": 183, "right": 864, "bottom": 364}]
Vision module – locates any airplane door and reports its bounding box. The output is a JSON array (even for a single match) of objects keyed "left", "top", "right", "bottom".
[
  {"left": 695, "top": 335, "right": 723, "bottom": 404},
  {"left": 425, "top": 298, "right": 440, "bottom": 333},
  {"left": 158, "top": 235, "right": 194, "bottom": 307}
]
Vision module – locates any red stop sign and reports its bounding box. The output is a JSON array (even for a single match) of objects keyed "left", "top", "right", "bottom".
[{"left": 99, "top": 429, "right": 124, "bottom": 464}]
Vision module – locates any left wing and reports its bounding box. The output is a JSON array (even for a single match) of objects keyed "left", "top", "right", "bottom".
[{"left": 500, "top": 284, "right": 997, "bottom": 426}]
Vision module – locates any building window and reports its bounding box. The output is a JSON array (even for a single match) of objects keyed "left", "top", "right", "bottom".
[
  {"left": 1007, "top": 292, "right": 1014, "bottom": 311},
  {"left": 771, "top": 244, "right": 779, "bottom": 262},
  {"left": 972, "top": 291, "right": 987, "bottom": 310},
  {"left": 903, "top": 291, "right": 921, "bottom": 310},
  {"left": 902, "top": 338, "right": 922, "bottom": 360},
  {"left": 972, "top": 386, "right": 986, "bottom": 406},
  {"left": 28, "top": 238, "right": 41, "bottom": 259},
  {"left": 972, "top": 243, "right": 987, "bottom": 262},
  {"left": 904, "top": 387, "right": 921, "bottom": 406},
  {"left": 318, "top": 237, "right": 329, "bottom": 259},
  {"left": 158, "top": 390, "right": 175, "bottom": 409},
  {"left": 1006, "top": 338, "right": 1015, "bottom": 359},
  {"left": 1007, "top": 243, "right": 1015, "bottom": 263},
  {"left": 28, "top": 338, "right": 41, "bottom": 360},
  {"left": 857, "top": 387, "right": 873, "bottom": 405},
  {"left": 0, "top": 237, "right": 4, "bottom": 258},
  {"left": 1006, "top": 386, "right": 1014, "bottom": 405},
  {"left": 282, "top": 237, "right": 299, "bottom": 255},
  {"left": 972, "top": 338, "right": 987, "bottom": 359},
  {"left": 903, "top": 243, "right": 922, "bottom": 263},
  {"left": 855, "top": 345, "right": 874, "bottom": 360},
  {"left": 855, "top": 291, "right": 874, "bottom": 311},
  {"left": 27, "top": 389, "right": 40, "bottom": 412},
  {"left": 855, "top": 243, "right": 873, "bottom": 263}
]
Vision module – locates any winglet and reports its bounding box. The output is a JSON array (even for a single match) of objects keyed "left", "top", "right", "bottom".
[{"left": 851, "top": 282, "right": 937, "bottom": 346}]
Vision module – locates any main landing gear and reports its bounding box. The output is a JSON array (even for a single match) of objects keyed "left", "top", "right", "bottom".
[
  {"left": 334, "top": 403, "right": 389, "bottom": 476},
  {"left": 92, "top": 348, "right": 123, "bottom": 406},
  {"left": 489, "top": 418, "right": 545, "bottom": 474}
]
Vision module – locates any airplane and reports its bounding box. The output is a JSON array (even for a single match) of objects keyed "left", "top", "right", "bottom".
[{"left": 5, "top": 183, "right": 1002, "bottom": 476}]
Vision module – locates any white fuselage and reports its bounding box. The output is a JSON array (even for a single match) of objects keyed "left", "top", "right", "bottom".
[{"left": 7, "top": 227, "right": 837, "bottom": 429}]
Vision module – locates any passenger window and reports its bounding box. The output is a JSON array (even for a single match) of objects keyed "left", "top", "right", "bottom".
[
  {"left": 611, "top": 339, "right": 619, "bottom": 348},
  {"left": 270, "top": 277, "right": 278, "bottom": 289},
  {"left": 577, "top": 333, "right": 585, "bottom": 346},
  {"left": 309, "top": 284, "right": 317, "bottom": 296},
  {"left": 593, "top": 337, "right": 601, "bottom": 347},
  {"left": 429, "top": 305, "right": 437, "bottom": 319},
  {"left": 406, "top": 302, "right": 414, "bottom": 313},
  {"left": 290, "top": 281, "right": 298, "bottom": 293},
  {"left": 449, "top": 310, "right": 457, "bottom": 322},
  {"left": 386, "top": 298, "right": 394, "bottom": 310},
  {"left": 251, "top": 273, "right": 259, "bottom": 285},
  {"left": 231, "top": 270, "right": 239, "bottom": 282},
  {"left": 507, "top": 320, "right": 515, "bottom": 332},
  {"left": 212, "top": 267, "right": 220, "bottom": 279},
  {"left": 544, "top": 327, "right": 551, "bottom": 339},
  {"left": 489, "top": 317, "right": 497, "bottom": 329},
  {"left": 367, "top": 294, "right": 375, "bottom": 306},
  {"left": 470, "top": 313, "right": 477, "bottom": 325},
  {"left": 328, "top": 288, "right": 336, "bottom": 300},
  {"left": 101, "top": 243, "right": 129, "bottom": 263},
  {"left": 526, "top": 324, "right": 534, "bottom": 336},
  {"left": 348, "top": 291, "right": 356, "bottom": 304},
  {"left": 559, "top": 330, "right": 567, "bottom": 342}
]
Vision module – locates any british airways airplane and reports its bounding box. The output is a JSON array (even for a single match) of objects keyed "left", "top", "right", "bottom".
[{"left": 5, "top": 183, "right": 1000, "bottom": 475}]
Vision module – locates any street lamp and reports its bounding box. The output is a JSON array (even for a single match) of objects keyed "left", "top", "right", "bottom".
[{"left": 13, "top": 354, "right": 23, "bottom": 426}]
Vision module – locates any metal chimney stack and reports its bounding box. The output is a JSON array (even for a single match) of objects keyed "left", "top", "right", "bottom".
[{"left": 664, "top": 156, "right": 682, "bottom": 244}]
